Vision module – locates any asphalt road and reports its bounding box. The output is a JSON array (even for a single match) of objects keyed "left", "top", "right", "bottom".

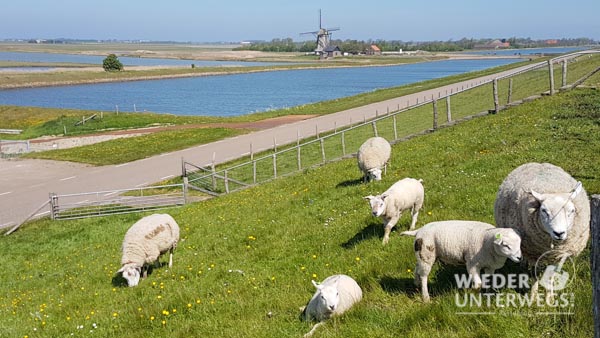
[{"left": 0, "top": 63, "right": 539, "bottom": 230}]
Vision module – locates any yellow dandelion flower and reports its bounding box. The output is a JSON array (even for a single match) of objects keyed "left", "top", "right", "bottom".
[
  {"left": 162, "top": 320, "right": 166, "bottom": 325},
  {"left": 196, "top": 299, "right": 201, "bottom": 304},
  {"left": 312, "top": 255, "right": 317, "bottom": 259},
  {"left": 312, "top": 273, "right": 317, "bottom": 278},
  {"left": 187, "top": 303, "right": 192, "bottom": 308},
  {"left": 157, "top": 295, "right": 162, "bottom": 299},
  {"left": 150, "top": 316, "right": 155, "bottom": 321},
  {"left": 355, "top": 257, "right": 361, "bottom": 262},
  {"left": 113, "top": 312, "right": 118, "bottom": 318}
]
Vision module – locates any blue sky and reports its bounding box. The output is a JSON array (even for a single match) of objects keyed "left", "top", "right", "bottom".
[{"left": 2, "top": 0, "right": 599, "bottom": 42}]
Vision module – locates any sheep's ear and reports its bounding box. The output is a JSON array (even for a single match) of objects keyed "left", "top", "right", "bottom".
[
  {"left": 311, "top": 280, "right": 321, "bottom": 289},
  {"left": 364, "top": 195, "right": 373, "bottom": 201},
  {"left": 381, "top": 194, "right": 388, "bottom": 201},
  {"left": 494, "top": 233, "right": 503, "bottom": 245},
  {"left": 117, "top": 266, "right": 124, "bottom": 273},
  {"left": 530, "top": 190, "right": 545, "bottom": 202}
]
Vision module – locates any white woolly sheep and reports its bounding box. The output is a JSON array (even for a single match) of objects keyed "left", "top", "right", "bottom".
[
  {"left": 301, "top": 274, "right": 363, "bottom": 337},
  {"left": 357, "top": 136, "right": 392, "bottom": 182},
  {"left": 401, "top": 220, "right": 522, "bottom": 302},
  {"left": 118, "top": 213, "right": 180, "bottom": 287},
  {"left": 494, "top": 162, "right": 590, "bottom": 265},
  {"left": 364, "top": 177, "right": 424, "bottom": 245}
]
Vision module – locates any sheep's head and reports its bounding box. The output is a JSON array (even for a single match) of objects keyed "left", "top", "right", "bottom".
[
  {"left": 367, "top": 168, "right": 383, "bottom": 181},
  {"left": 529, "top": 182, "right": 582, "bottom": 241},
  {"left": 492, "top": 230, "right": 522, "bottom": 263},
  {"left": 118, "top": 264, "right": 141, "bottom": 287},
  {"left": 364, "top": 194, "right": 387, "bottom": 217},
  {"left": 312, "top": 279, "right": 339, "bottom": 316}
]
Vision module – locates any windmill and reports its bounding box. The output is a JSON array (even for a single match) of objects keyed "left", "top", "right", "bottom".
[{"left": 300, "top": 9, "right": 340, "bottom": 56}]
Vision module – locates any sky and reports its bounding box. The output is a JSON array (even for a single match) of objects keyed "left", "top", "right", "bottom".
[{"left": 2, "top": 0, "right": 599, "bottom": 43}]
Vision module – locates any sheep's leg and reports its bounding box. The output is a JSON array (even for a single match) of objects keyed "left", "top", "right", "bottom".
[
  {"left": 468, "top": 265, "right": 482, "bottom": 289},
  {"left": 382, "top": 214, "right": 400, "bottom": 245},
  {"left": 416, "top": 260, "right": 432, "bottom": 302},
  {"left": 168, "top": 247, "right": 174, "bottom": 268},
  {"left": 409, "top": 207, "right": 419, "bottom": 230},
  {"left": 304, "top": 322, "right": 324, "bottom": 338}
]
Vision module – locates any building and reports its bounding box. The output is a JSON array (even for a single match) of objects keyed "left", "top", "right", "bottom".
[
  {"left": 366, "top": 44, "right": 381, "bottom": 55},
  {"left": 322, "top": 45, "right": 342, "bottom": 58}
]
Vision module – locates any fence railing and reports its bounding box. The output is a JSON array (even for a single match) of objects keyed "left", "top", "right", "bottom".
[
  {"left": 183, "top": 50, "right": 600, "bottom": 196},
  {"left": 49, "top": 184, "right": 186, "bottom": 220}
]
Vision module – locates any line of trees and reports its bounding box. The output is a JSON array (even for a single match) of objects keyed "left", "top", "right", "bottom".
[{"left": 235, "top": 37, "right": 597, "bottom": 53}]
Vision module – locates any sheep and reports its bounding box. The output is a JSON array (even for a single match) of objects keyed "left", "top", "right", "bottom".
[
  {"left": 357, "top": 136, "right": 391, "bottom": 182},
  {"left": 364, "top": 177, "right": 424, "bottom": 245},
  {"left": 493, "top": 162, "right": 590, "bottom": 297},
  {"left": 494, "top": 162, "right": 590, "bottom": 265},
  {"left": 301, "top": 274, "right": 362, "bottom": 337},
  {"left": 401, "top": 220, "right": 522, "bottom": 302},
  {"left": 117, "top": 213, "right": 180, "bottom": 287}
]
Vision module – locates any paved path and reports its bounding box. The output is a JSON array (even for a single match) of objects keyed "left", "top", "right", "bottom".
[{"left": 0, "top": 62, "right": 540, "bottom": 230}]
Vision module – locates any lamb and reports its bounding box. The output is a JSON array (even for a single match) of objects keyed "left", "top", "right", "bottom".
[
  {"left": 117, "top": 213, "right": 180, "bottom": 287},
  {"left": 401, "top": 220, "right": 522, "bottom": 302},
  {"left": 364, "top": 177, "right": 424, "bottom": 245},
  {"left": 357, "top": 136, "right": 391, "bottom": 182},
  {"left": 301, "top": 274, "right": 363, "bottom": 337},
  {"left": 494, "top": 162, "right": 590, "bottom": 265}
]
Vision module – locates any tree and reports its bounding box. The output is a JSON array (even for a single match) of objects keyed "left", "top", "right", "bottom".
[{"left": 102, "top": 54, "right": 124, "bottom": 72}]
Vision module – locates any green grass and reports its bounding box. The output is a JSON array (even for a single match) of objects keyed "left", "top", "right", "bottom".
[
  {"left": 22, "top": 128, "right": 247, "bottom": 165},
  {"left": 1, "top": 88, "right": 598, "bottom": 337}
]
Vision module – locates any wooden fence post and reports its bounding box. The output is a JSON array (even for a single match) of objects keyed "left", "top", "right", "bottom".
[
  {"left": 320, "top": 139, "right": 326, "bottom": 163},
  {"left": 272, "top": 154, "right": 277, "bottom": 178},
  {"left": 224, "top": 170, "right": 230, "bottom": 194},
  {"left": 211, "top": 152, "right": 216, "bottom": 191},
  {"left": 591, "top": 195, "right": 600, "bottom": 338},
  {"left": 392, "top": 115, "right": 398, "bottom": 140},
  {"left": 297, "top": 131, "right": 302, "bottom": 170},
  {"left": 562, "top": 59, "right": 568, "bottom": 88},
  {"left": 341, "top": 131, "right": 346, "bottom": 156},
  {"left": 252, "top": 160, "right": 257, "bottom": 184},
  {"left": 372, "top": 121, "right": 378, "bottom": 137},
  {"left": 432, "top": 99, "right": 438, "bottom": 130},
  {"left": 493, "top": 78, "right": 499, "bottom": 114},
  {"left": 548, "top": 60, "right": 555, "bottom": 95},
  {"left": 508, "top": 78, "right": 513, "bottom": 104},
  {"left": 446, "top": 96, "right": 452, "bottom": 123}
]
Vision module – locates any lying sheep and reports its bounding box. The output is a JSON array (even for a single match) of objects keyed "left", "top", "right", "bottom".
[
  {"left": 357, "top": 136, "right": 391, "bottom": 182},
  {"left": 118, "top": 213, "right": 180, "bottom": 287},
  {"left": 364, "top": 177, "right": 424, "bottom": 245},
  {"left": 401, "top": 220, "right": 522, "bottom": 302},
  {"left": 301, "top": 274, "right": 362, "bottom": 337},
  {"left": 494, "top": 162, "right": 590, "bottom": 265}
]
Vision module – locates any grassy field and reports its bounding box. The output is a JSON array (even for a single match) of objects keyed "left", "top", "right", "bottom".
[{"left": 1, "top": 88, "right": 598, "bottom": 337}]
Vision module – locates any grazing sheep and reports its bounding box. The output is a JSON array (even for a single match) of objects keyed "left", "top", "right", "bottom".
[
  {"left": 118, "top": 213, "right": 180, "bottom": 287},
  {"left": 364, "top": 177, "right": 424, "bottom": 245},
  {"left": 494, "top": 162, "right": 590, "bottom": 265},
  {"left": 357, "top": 136, "right": 391, "bottom": 182},
  {"left": 301, "top": 274, "right": 363, "bottom": 337},
  {"left": 402, "top": 220, "right": 522, "bottom": 302}
]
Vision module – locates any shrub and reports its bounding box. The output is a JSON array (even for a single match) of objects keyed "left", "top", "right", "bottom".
[{"left": 102, "top": 54, "right": 124, "bottom": 72}]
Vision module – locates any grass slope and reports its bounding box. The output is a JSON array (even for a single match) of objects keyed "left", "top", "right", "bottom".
[{"left": 0, "top": 88, "right": 598, "bottom": 338}]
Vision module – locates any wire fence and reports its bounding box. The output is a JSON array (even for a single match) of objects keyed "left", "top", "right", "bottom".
[
  {"left": 18, "top": 50, "right": 600, "bottom": 224},
  {"left": 184, "top": 50, "right": 600, "bottom": 196}
]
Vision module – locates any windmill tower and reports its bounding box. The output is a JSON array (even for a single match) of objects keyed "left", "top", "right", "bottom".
[{"left": 301, "top": 9, "right": 340, "bottom": 56}]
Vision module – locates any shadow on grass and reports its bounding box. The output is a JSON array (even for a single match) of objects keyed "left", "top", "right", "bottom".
[
  {"left": 336, "top": 177, "right": 364, "bottom": 188},
  {"left": 379, "top": 264, "right": 467, "bottom": 299},
  {"left": 341, "top": 222, "right": 382, "bottom": 248}
]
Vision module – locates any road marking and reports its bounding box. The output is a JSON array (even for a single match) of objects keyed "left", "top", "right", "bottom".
[
  {"left": 60, "top": 176, "right": 76, "bottom": 181},
  {"left": 104, "top": 192, "right": 119, "bottom": 197},
  {"left": 160, "top": 175, "right": 175, "bottom": 180},
  {"left": 115, "top": 163, "right": 129, "bottom": 168},
  {"left": 76, "top": 200, "right": 90, "bottom": 204},
  {"left": 0, "top": 191, "right": 12, "bottom": 197}
]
